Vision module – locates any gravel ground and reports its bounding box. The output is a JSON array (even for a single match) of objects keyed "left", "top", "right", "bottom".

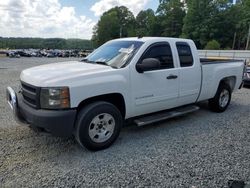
[{"left": 0, "top": 57, "right": 250, "bottom": 187}]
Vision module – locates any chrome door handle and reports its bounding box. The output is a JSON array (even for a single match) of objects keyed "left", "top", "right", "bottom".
[{"left": 167, "top": 75, "right": 178, "bottom": 80}]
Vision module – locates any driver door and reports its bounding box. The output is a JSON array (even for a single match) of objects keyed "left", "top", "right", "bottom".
[{"left": 131, "top": 42, "right": 179, "bottom": 117}]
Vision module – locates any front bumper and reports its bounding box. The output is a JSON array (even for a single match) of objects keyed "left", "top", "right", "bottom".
[{"left": 6, "top": 87, "right": 77, "bottom": 137}]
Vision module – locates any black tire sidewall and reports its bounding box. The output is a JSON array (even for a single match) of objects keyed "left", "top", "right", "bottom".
[
  {"left": 75, "top": 102, "right": 122, "bottom": 151},
  {"left": 209, "top": 83, "right": 232, "bottom": 112}
]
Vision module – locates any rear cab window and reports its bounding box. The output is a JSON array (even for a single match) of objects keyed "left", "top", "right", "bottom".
[{"left": 176, "top": 42, "right": 194, "bottom": 67}]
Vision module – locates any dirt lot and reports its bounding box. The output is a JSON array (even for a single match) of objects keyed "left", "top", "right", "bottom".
[{"left": 0, "top": 57, "right": 250, "bottom": 187}]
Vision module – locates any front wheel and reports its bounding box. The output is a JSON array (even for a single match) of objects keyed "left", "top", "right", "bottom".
[
  {"left": 209, "top": 83, "right": 232, "bottom": 113},
  {"left": 75, "top": 101, "right": 123, "bottom": 151}
]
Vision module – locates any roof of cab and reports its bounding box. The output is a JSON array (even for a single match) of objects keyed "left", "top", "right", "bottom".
[{"left": 111, "top": 37, "right": 193, "bottom": 43}]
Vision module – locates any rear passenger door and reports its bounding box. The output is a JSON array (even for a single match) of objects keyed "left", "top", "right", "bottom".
[
  {"left": 131, "top": 42, "right": 180, "bottom": 116},
  {"left": 176, "top": 42, "right": 201, "bottom": 105}
]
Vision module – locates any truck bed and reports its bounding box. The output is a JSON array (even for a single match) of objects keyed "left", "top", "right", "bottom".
[
  {"left": 200, "top": 58, "right": 244, "bottom": 65},
  {"left": 198, "top": 58, "right": 244, "bottom": 102}
]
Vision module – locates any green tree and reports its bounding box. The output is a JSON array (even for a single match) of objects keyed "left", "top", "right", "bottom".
[
  {"left": 182, "top": 0, "right": 243, "bottom": 49},
  {"left": 209, "top": 1, "right": 242, "bottom": 49},
  {"left": 117, "top": 6, "right": 136, "bottom": 37},
  {"left": 90, "top": 2, "right": 250, "bottom": 49},
  {"left": 182, "top": 0, "right": 217, "bottom": 48},
  {"left": 157, "top": 0, "right": 186, "bottom": 37},
  {"left": 92, "top": 6, "right": 136, "bottom": 46},
  {"left": 0, "top": 38, "right": 92, "bottom": 49},
  {"left": 237, "top": 0, "right": 250, "bottom": 49},
  {"left": 136, "top": 9, "right": 156, "bottom": 37},
  {"left": 205, "top": 40, "right": 220, "bottom": 50}
]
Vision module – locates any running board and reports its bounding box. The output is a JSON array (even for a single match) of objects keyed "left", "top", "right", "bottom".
[{"left": 134, "top": 105, "right": 200, "bottom": 127}]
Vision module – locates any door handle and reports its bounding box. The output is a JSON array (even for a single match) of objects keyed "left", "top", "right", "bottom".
[{"left": 167, "top": 75, "right": 178, "bottom": 80}]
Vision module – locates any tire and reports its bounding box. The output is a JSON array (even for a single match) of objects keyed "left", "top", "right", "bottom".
[
  {"left": 75, "top": 101, "right": 123, "bottom": 151},
  {"left": 209, "top": 83, "right": 232, "bottom": 113}
]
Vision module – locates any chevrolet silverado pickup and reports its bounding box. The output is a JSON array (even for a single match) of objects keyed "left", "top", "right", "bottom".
[{"left": 6, "top": 37, "right": 246, "bottom": 150}]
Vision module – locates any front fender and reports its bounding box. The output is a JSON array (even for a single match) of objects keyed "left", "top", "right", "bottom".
[{"left": 69, "top": 69, "right": 131, "bottom": 118}]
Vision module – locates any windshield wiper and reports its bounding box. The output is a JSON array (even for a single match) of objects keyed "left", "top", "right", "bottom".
[
  {"left": 81, "top": 58, "right": 107, "bottom": 65},
  {"left": 95, "top": 61, "right": 117, "bottom": 69},
  {"left": 81, "top": 58, "right": 92, "bottom": 63},
  {"left": 95, "top": 61, "right": 108, "bottom": 66},
  {"left": 81, "top": 59, "right": 116, "bottom": 68}
]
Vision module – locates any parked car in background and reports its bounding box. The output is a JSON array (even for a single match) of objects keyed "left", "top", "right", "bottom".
[
  {"left": 17, "top": 50, "right": 32, "bottom": 57},
  {"left": 244, "top": 66, "right": 250, "bottom": 87},
  {"left": 8, "top": 51, "right": 20, "bottom": 58},
  {"left": 5, "top": 49, "right": 93, "bottom": 58}
]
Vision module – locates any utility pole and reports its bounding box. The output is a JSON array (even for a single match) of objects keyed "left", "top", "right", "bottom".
[
  {"left": 120, "top": 27, "right": 122, "bottom": 38},
  {"left": 246, "top": 24, "right": 250, "bottom": 50},
  {"left": 232, "top": 32, "right": 237, "bottom": 50}
]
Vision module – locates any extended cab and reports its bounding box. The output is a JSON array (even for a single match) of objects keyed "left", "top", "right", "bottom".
[{"left": 6, "top": 37, "right": 246, "bottom": 150}]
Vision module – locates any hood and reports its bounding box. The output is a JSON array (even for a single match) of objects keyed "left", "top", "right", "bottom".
[{"left": 20, "top": 61, "right": 112, "bottom": 87}]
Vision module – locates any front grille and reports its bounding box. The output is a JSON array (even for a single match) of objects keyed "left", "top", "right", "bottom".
[{"left": 21, "top": 82, "right": 40, "bottom": 108}]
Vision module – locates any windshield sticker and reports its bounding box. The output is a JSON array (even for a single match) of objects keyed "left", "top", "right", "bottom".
[
  {"left": 96, "top": 58, "right": 106, "bottom": 62},
  {"left": 119, "top": 45, "right": 135, "bottom": 54},
  {"left": 119, "top": 48, "right": 133, "bottom": 54}
]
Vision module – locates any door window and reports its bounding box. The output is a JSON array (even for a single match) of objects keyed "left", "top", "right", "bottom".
[
  {"left": 142, "top": 43, "right": 174, "bottom": 69},
  {"left": 176, "top": 42, "right": 193, "bottom": 67}
]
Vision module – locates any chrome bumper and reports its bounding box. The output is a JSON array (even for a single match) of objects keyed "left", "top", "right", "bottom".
[{"left": 6, "top": 86, "right": 28, "bottom": 125}]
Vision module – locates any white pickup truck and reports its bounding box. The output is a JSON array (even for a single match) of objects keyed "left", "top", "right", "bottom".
[{"left": 6, "top": 37, "right": 246, "bottom": 150}]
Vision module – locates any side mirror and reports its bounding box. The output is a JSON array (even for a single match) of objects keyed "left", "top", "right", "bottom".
[{"left": 136, "top": 58, "right": 161, "bottom": 73}]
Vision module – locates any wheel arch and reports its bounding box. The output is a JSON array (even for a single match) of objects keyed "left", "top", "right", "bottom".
[
  {"left": 218, "top": 76, "right": 236, "bottom": 91},
  {"left": 77, "top": 93, "right": 126, "bottom": 118}
]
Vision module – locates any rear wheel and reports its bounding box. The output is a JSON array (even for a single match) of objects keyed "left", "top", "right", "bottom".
[
  {"left": 75, "top": 101, "right": 123, "bottom": 151},
  {"left": 209, "top": 83, "right": 231, "bottom": 113}
]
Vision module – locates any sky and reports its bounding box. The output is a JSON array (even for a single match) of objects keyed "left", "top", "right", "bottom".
[{"left": 0, "top": 0, "right": 159, "bottom": 39}]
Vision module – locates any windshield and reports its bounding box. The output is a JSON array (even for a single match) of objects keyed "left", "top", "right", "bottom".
[{"left": 82, "top": 40, "right": 144, "bottom": 68}]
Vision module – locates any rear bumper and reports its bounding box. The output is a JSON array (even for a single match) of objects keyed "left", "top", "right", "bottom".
[{"left": 6, "top": 87, "right": 77, "bottom": 137}]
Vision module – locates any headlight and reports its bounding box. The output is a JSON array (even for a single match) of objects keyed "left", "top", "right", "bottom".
[{"left": 40, "top": 87, "right": 70, "bottom": 109}]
